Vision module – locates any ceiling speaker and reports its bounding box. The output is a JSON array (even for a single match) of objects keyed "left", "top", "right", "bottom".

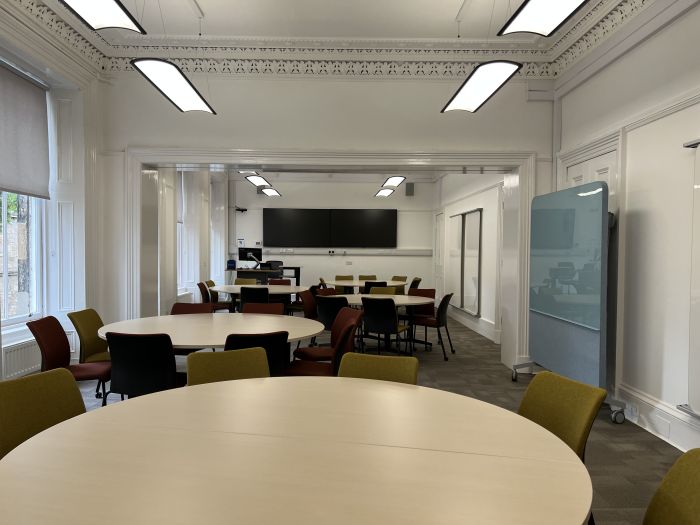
[{"left": 405, "top": 182, "right": 415, "bottom": 197}]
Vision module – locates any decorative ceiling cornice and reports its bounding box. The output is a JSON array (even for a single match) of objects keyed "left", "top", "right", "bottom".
[{"left": 9, "top": 0, "right": 653, "bottom": 79}]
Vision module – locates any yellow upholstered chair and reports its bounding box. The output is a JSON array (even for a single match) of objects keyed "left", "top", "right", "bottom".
[
  {"left": 369, "top": 287, "right": 396, "bottom": 295},
  {"left": 334, "top": 275, "right": 354, "bottom": 294},
  {"left": 391, "top": 275, "right": 408, "bottom": 294},
  {"left": 67, "top": 308, "right": 110, "bottom": 363},
  {"left": 235, "top": 278, "right": 257, "bottom": 285},
  {"left": 643, "top": 448, "right": 700, "bottom": 525},
  {"left": 187, "top": 347, "right": 270, "bottom": 386},
  {"left": 338, "top": 353, "right": 418, "bottom": 385},
  {"left": 0, "top": 368, "right": 86, "bottom": 460},
  {"left": 518, "top": 371, "right": 606, "bottom": 460},
  {"left": 358, "top": 274, "right": 377, "bottom": 282}
]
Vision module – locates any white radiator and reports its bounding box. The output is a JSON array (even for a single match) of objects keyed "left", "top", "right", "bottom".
[{"left": 2, "top": 340, "right": 42, "bottom": 380}]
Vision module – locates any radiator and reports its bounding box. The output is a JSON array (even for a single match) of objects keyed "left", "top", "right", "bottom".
[{"left": 2, "top": 340, "right": 42, "bottom": 380}]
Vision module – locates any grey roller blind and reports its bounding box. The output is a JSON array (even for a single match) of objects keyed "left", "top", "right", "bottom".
[{"left": 0, "top": 64, "right": 50, "bottom": 199}]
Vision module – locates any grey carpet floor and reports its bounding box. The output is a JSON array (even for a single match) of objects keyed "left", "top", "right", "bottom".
[{"left": 80, "top": 319, "right": 682, "bottom": 525}]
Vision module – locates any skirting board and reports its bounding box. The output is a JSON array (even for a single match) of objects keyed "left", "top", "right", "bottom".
[
  {"left": 618, "top": 383, "right": 700, "bottom": 452},
  {"left": 448, "top": 307, "right": 500, "bottom": 344}
]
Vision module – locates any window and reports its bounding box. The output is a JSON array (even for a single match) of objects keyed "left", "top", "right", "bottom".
[{"left": 0, "top": 192, "right": 41, "bottom": 324}]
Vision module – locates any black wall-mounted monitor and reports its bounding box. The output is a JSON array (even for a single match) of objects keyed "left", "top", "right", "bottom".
[
  {"left": 263, "top": 208, "right": 331, "bottom": 247},
  {"left": 331, "top": 209, "right": 397, "bottom": 248}
]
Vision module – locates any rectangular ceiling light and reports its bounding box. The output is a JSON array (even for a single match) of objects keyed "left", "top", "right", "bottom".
[
  {"left": 375, "top": 189, "right": 394, "bottom": 198},
  {"left": 498, "top": 0, "right": 589, "bottom": 37},
  {"left": 246, "top": 175, "right": 270, "bottom": 187},
  {"left": 131, "top": 59, "right": 216, "bottom": 114},
  {"left": 441, "top": 61, "right": 522, "bottom": 113},
  {"left": 383, "top": 176, "right": 406, "bottom": 188},
  {"left": 58, "top": 0, "right": 146, "bottom": 33},
  {"left": 262, "top": 188, "right": 281, "bottom": 197},
  {"left": 238, "top": 170, "right": 259, "bottom": 175}
]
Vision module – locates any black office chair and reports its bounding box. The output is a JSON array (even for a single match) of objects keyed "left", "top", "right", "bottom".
[
  {"left": 316, "top": 295, "right": 350, "bottom": 331},
  {"left": 239, "top": 287, "right": 269, "bottom": 312},
  {"left": 409, "top": 277, "right": 422, "bottom": 290},
  {"left": 105, "top": 332, "right": 183, "bottom": 399},
  {"left": 363, "top": 281, "right": 386, "bottom": 294},
  {"left": 360, "top": 297, "right": 409, "bottom": 354},
  {"left": 225, "top": 331, "right": 290, "bottom": 377}
]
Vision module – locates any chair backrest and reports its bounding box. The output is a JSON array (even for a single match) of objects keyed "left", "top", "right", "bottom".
[
  {"left": 363, "top": 280, "right": 386, "bottom": 294},
  {"left": 643, "top": 449, "right": 700, "bottom": 525},
  {"left": 318, "top": 277, "right": 328, "bottom": 289},
  {"left": 187, "top": 347, "right": 270, "bottom": 386},
  {"left": 391, "top": 276, "right": 408, "bottom": 282},
  {"left": 316, "top": 288, "right": 337, "bottom": 297},
  {"left": 67, "top": 308, "right": 108, "bottom": 363},
  {"left": 105, "top": 332, "right": 177, "bottom": 398},
  {"left": 409, "top": 277, "right": 422, "bottom": 289},
  {"left": 234, "top": 278, "right": 258, "bottom": 285},
  {"left": 338, "top": 353, "right": 419, "bottom": 385},
  {"left": 298, "top": 290, "right": 317, "bottom": 320},
  {"left": 197, "top": 282, "right": 211, "bottom": 303},
  {"left": 267, "top": 260, "right": 283, "bottom": 270},
  {"left": 268, "top": 278, "right": 291, "bottom": 285},
  {"left": 329, "top": 306, "right": 362, "bottom": 348},
  {"left": 361, "top": 297, "right": 399, "bottom": 334},
  {"left": 242, "top": 303, "right": 285, "bottom": 315},
  {"left": 170, "top": 303, "right": 215, "bottom": 315},
  {"left": 240, "top": 287, "right": 269, "bottom": 311},
  {"left": 0, "top": 368, "right": 85, "bottom": 460},
  {"left": 435, "top": 293, "right": 454, "bottom": 325},
  {"left": 335, "top": 275, "right": 354, "bottom": 294},
  {"left": 316, "top": 295, "right": 350, "bottom": 331},
  {"left": 407, "top": 288, "right": 436, "bottom": 317},
  {"left": 329, "top": 308, "right": 364, "bottom": 374},
  {"left": 369, "top": 287, "right": 396, "bottom": 295},
  {"left": 205, "top": 279, "right": 219, "bottom": 302},
  {"left": 518, "top": 371, "right": 606, "bottom": 459},
  {"left": 26, "top": 316, "right": 71, "bottom": 370},
  {"left": 358, "top": 274, "right": 377, "bottom": 281},
  {"left": 225, "top": 331, "right": 290, "bottom": 376}
]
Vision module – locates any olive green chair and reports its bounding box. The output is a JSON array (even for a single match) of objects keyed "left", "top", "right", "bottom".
[
  {"left": 369, "top": 287, "right": 396, "bottom": 295},
  {"left": 0, "top": 368, "right": 86, "bottom": 460},
  {"left": 643, "top": 448, "right": 700, "bottom": 525},
  {"left": 391, "top": 275, "right": 408, "bottom": 294},
  {"left": 358, "top": 274, "right": 377, "bottom": 282},
  {"left": 234, "top": 278, "right": 258, "bottom": 285},
  {"left": 338, "top": 353, "right": 418, "bottom": 385},
  {"left": 67, "top": 308, "right": 111, "bottom": 364},
  {"left": 187, "top": 347, "right": 270, "bottom": 386},
  {"left": 334, "top": 275, "right": 354, "bottom": 294},
  {"left": 518, "top": 371, "right": 606, "bottom": 460}
]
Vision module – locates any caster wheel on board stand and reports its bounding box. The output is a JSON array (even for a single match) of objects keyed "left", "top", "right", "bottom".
[
  {"left": 511, "top": 370, "right": 518, "bottom": 382},
  {"left": 610, "top": 409, "right": 625, "bottom": 424}
]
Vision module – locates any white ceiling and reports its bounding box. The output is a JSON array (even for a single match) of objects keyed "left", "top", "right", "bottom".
[{"left": 92, "top": 0, "right": 557, "bottom": 44}]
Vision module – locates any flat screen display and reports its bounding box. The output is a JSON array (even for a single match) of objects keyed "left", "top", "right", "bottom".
[
  {"left": 331, "top": 209, "right": 397, "bottom": 248},
  {"left": 263, "top": 208, "right": 331, "bottom": 247}
]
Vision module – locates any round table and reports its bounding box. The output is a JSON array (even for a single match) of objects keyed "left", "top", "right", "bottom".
[
  {"left": 0, "top": 377, "right": 592, "bottom": 524},
  {"left": 338, "top": 294, "right": 434, "bottom": 307},
  {"left": 325, "top": 279, "right": 407, "bottom": 288},
  {"left": 98, "top": 313, "right": 324, "bottom": 347},
  {"left": 210, "top": 284, "right": 308, "bottom": 295}
]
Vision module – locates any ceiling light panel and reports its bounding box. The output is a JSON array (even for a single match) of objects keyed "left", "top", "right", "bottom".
[
  {"left": 262, "top": 188, "right": 281, "bottom": 197},
  {"left": 131, "top": 59, "right": 216, "bottom": 114},
  {"left": 58, "top": 0, "right": 146, "bottom": 33},
  {"left": 498, "top": 0, "right": 588, "bottom": 37},
  {"left": 246, "top": 175, "right": 270, "bottom": 187},
  {"left": 383, "top": 176, "right": 406, "bottom": 188},
  {"left": 441, "top": 61, "right": 522, "bottom": 113},
  {"left": 375, "top": 189, "right": 394, "bottom": 197}
]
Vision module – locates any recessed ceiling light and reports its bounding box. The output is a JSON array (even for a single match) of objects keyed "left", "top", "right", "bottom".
[
  {"left": 246, "top": 175, "right": 270, "bottom": 187},
  {"left": 375, "top": 189, "right": 394, "bottom": 198},
  {"left": 262, "top": 188, "right": 281, "bottom": 197},
  {"left": 441, "top": 61, "right": 522, "bottom": 113},
  {"left": 383, "top": 176, "right": 406, "bottom": 188},
  {"left": 498, "top": 0, "right": 589, "bottom": 37},
  {"left": 58, "top": 0, "right": 146, "bottom": 33},
  {"left": 131, "top": 59, "right": 216, "bottom": 114},
  {"left": 238, "top": 170, "right": 258, "bottom": 175}
]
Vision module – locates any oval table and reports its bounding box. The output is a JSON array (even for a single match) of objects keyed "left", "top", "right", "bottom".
[
  {"left": 210, "top": 284, "right": 308, "bottom": 295},
  {"left": 338, "top": 294, "right": 434, "bottom": 307},
  {"left": 98, "top": 313, "right": 324, "bottom": 348},
  {"left": 0, "top": 377, "right": 592, "bottom": 524},
  {"left": 325, "top": 279, "right": 408, "bottom": 288}
]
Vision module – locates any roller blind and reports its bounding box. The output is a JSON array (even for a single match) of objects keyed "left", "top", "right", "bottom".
[{"left": 0, "top": 64, "right": 50, "bottom": 199}]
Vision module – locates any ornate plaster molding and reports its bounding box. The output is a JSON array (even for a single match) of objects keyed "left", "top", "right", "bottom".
[{"left": 12, "top": 0, "right": 653, "bottom": 79}]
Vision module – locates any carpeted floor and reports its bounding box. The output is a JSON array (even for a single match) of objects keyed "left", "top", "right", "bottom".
[{"left": 79, "top": 319, "right": 682, "bottom": 525}]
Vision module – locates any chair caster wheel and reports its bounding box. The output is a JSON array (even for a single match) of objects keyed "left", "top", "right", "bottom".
[
  {"left": 611, "top": 409, "right": 625, "bottom": 424},
  {"left": 511, "top": 370, "right": 518, "bottom": 382},
  {"left": 443, "top": 356, "right": 448, "bottom": 361},
  {"left": 95, "top": 392, "right": 103, "bottom": 399}
]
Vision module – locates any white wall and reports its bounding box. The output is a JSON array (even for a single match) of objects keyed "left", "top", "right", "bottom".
[
  {"left": 559, "top": 4, "right": 700, "bottom": 450},
  {"left": 232, "top": 176, "right": 435, "bottom": 286}
]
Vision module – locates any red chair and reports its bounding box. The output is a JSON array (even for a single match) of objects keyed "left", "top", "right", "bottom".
[
  {"left": 26, "top": 316, "right": 111, "bottom": 406},
  {"left": 316, "top": 288, "right": 337, "bottom": 297},
  {"left": 241, "top": 303, "right": 285, "bottom": 315},
  {"left": 170, "top": 303, "right": 215, "bottom": 315},
  {"left": 412, "top": 293, "right": 455, "bottom": 361},
  {"left": 268, "top": 279, "right": 291, "bottom": 285},
  {"left": 197, "top": 282, "right": 232, "bottom": 312}
]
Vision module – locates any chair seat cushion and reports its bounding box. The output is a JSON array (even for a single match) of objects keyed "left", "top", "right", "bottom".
[
  {"left": 67, "top": 361, "right": 111, "bottom": 381},
  {"left": 85, "top": 351, "right": 111, "bottom": 363},
  {"left": 293, "top": 346, "right": 334, "bottom": 362},
  {"left": 285, "top": 360, "right": 333, "bottom": 377},
  {"left": 412, "top": 317, "right": 439, "bottom": 328}
]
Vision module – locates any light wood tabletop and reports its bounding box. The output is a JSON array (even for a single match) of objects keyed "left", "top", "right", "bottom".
[
  {"left": 338, "top": 294, "right": 434, "bottom": 307},
  {"left": 97, "top": 313, "right": 324, "bottom": 347},
  {"left": 210, "top": 284, "right": 308, "bottom": 295},
  {"left": 324, "top": 279, "right": 408, "bottom": 288},
  {"left": 0, "top": 377, "right": 591, "bottom": 525}
]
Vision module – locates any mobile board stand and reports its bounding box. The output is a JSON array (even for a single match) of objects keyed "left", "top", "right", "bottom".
[{"left": 513, "top": 181, "right": 626, "bottom": 424}]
